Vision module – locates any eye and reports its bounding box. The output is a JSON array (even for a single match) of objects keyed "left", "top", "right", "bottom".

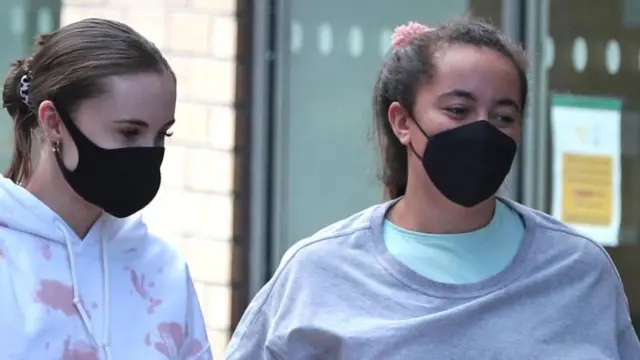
[
  {"left": 495, "top": 115, "right": 517, "bottom": 124},
  {"left": 445, "top": 107, "right": 469, "bottom": 119},
  {"left": 163, "top": 131, "right": 174, "bottom": 138},
  {"left": 121, "top": 128, "right": 140, "bottom": 140}
]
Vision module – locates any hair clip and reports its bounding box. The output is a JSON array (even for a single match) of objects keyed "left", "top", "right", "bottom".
[
  {"left": 19, "top": 72, "right": 32, "bottom": 106},
  {"left": 391, "top": 21, "right": 431, "bottom": 50}
]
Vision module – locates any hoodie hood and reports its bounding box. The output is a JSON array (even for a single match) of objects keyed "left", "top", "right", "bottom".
[{"left": 0, "top": 174, "right": 147, "bottom": 246}]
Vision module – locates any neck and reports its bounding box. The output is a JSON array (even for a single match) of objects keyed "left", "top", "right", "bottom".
[
  {"left": 389, "top": 176, "right": 496, "bottom": 234},
  {"left": 25, "top": 158, "right": 101, "bottom": 239}
]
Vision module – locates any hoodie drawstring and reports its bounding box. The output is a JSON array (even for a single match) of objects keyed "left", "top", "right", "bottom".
[
  {"left": 100, "top": 221, "right": 112, "bottom": 360},
  {"left": 56, "top": 219, "right": 111, "bottom": 360}
]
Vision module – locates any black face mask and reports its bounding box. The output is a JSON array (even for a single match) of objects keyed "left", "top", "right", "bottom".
[
  {"left": 410, "top": 120, "right": 517, "bottom": 207},
  {"left": 53, "top": 107, "right": 165, "bottom": 218}
]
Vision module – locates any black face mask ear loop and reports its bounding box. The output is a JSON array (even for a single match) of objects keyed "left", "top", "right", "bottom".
[{"left": 406, "top": 115, "right": 431, "bottom": 162}]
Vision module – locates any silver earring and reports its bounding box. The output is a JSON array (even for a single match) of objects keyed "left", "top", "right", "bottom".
[{"left": 52, "top": 141, "right": 60, "bottom": 153}]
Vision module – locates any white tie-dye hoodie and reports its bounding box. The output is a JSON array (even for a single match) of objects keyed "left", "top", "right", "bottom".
[{"left": 0, "top": 175, "right": 213, "bottom": 360}]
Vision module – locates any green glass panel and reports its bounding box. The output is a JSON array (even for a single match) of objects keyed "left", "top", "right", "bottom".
[
  {"left": 0, "top": 0, "right": 60, "bottom": 173},
  {"left": 272, "top": 0, "right": 504, "bottom": 264}
]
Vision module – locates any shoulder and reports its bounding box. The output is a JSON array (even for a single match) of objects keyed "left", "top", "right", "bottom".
[
  {"left": 252, "top": 202, "right": 390, "bottom": 304},
  {"left": 108, "top": 214, "right": 189, "bottom": 280},
  {"left": 143, "top": 231, "right": 187, "bottom": 272},
  {"left": 505, "top": 199, "right": 621, "bottom": 282},
  {"left": 278, "top": 201, "right": 386, "bottom": 269}
]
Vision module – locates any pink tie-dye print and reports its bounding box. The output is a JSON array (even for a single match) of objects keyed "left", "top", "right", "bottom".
[
  {"left": 149, "top": 322, "right": 205, "bottom": 359},
  {"left": 61, "top": 336, "right": 99, "bottom": 360},
  {"left": 131, "top": 270, "right": 149, "bottom": 299},
  {"left": 185, "top": 339, "right": 204, "bottom": 357},
  {"left": 33, "top": 280, "right": 77, "bottom": 317},
  {"left": 130, "top": 269, "right": 165, "bottom": 314},
  {"left": 148, "top": 298, "right": 163, "bottom": 314},
  {"left": 156, "top": 322, "right": 184, "bottom": 357},
  {"left": 33, "top": 279, "right": 92, "bottom": 318},
  {"left": 41, "top": 243, "right": 52, "bottom": 261}
]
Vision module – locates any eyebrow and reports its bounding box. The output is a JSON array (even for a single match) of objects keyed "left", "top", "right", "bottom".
[
  {"left": 440, "top": 89, "right": 521, "bottom": 113},
  {"left": 115, "top": 118, "right": 176, "bottom": 128}
]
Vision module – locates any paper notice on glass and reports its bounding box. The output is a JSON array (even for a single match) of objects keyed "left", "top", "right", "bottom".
[{"left": 550, "top": 95, "right": 622, "bottom": 247}]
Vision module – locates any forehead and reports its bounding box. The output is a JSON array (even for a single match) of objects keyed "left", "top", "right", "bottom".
[
  {"left": 75, "top": 72, "right": 176, "bottom": 126},
  {"left": 421, "top": 45, "right": 521, "bottom": 105}
]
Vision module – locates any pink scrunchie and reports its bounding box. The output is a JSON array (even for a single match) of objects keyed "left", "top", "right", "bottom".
[{"left": 391, "top": 21, "right": 431, "bottom": 50}]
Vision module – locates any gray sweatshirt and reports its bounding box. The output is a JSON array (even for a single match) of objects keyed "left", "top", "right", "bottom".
[{"left": 226, "top": 199, "right": 640, "bottom": 359}]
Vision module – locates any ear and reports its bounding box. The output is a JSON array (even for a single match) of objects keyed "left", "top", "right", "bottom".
[
  {"left": 387, "top": 102, "right": 412, "bottom": 146},
  {"left": 38, "top": 100, "right": 63, "bottom": 144}
]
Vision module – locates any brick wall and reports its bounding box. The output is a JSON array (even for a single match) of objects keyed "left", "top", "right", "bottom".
[{"left": 60, "top": 0, "right": 240, "bottom": 357}]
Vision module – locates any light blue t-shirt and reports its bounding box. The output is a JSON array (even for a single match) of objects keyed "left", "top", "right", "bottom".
[
  {"left": 383, "top": 200, "right": 524, "bottom": 284},
  {"left": 227, "top": 199, "right": 640, "bottom": 359}
]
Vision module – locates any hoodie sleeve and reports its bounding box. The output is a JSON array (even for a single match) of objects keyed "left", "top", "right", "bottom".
[{"left": 183, "top": 267, "right": 214, "bottom": 360}]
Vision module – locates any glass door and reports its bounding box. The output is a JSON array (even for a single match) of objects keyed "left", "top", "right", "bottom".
[{"left": 530, "top": 0, "right": 640, "bottom": 332}]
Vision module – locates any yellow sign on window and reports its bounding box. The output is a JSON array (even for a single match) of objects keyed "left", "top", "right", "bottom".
[{"left": 561, "top": 153, "right": 613, "bottom": 226}]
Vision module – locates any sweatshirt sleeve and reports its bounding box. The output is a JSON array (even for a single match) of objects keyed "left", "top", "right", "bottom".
[
  {"left": 225, "top": 240, "right": 322, "bottom": 360},
  {"left": 614, "top": 279, "right": 640, "bottom": 359},
  {"left": 617, "top": 323, "right": 640, "bottom": 359},
  {"left": 601, "top": 250, "right": 640, "bottom": 359},
  {"left": 224, "top": 283, "right": 283, "bottom": 360},
  {"left": 183, "top": 267, "right": 214, "bottom": 360}
]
